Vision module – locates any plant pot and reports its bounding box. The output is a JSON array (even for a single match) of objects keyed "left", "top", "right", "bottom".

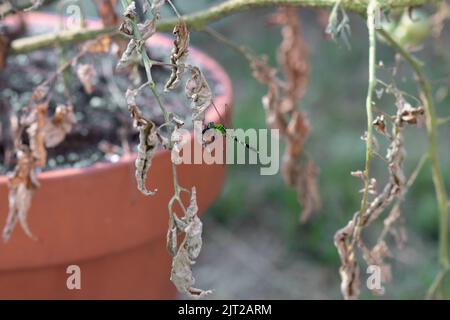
[{"left": 0, "top": 13, "right": 232, "bottom": 299}]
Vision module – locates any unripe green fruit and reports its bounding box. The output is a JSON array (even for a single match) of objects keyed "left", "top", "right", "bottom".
[{"left": 392, "top": 10, "right": 431, "bottom": 46}]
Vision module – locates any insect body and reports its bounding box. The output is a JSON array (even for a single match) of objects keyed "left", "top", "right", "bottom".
[{"left": 202, "top": 122, "right": 259, "bottom": 153}]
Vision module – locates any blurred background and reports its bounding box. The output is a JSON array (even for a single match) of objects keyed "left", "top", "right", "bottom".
[
  {"left": 33, "top": 0, "right": 450, "bottom": 299},
  {"left": 176, "top": 0, "right": 450, "bottom": 299}
]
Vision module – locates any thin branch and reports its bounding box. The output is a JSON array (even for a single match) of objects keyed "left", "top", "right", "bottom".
[
  {"left": 10, "top": 0, "right": 438, "bottom": 54},
  {"left": 356, "top": 0, "right": 378, "bottom": 237}
]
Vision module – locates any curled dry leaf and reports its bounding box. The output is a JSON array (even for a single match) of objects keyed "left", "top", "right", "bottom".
[
  {"left": 126, "top": 89, "right": 158, "bottom": 195},
  {"left": 117, "top": 39, "right": 142, "bottom": 69},
  {"left": 170, "top": 187, "right": 212, "bottom": 298},
  {"left": 272, "top": 7, "right": 309, "bottom": 114},
  {"left": 26, "top": 103, "right": 48, "bottom": 168},
  {"left": 138, "top": 19, "right": 156, "bottom": 41},
  {"left": 249, "top": 8, "right": 319, "bottom": 222},
  {"left": 44, "top": 105, "right": 77, "bottom": 148},
  {"left": 185, "top": 66, "right": 212, "bottom": 123},
  {"left": 334, "top": 220, "right": 360, "bottom": 300},
  {"left": 3, "top": 149, "right": 39, "bottom": 242},
  {"left": 373, "top": 115, "right": 387, "bottom": 135},
  {"left": 165, "top": 19, "right": 190, "bottom": 91},
  {"left": 76, "top": 64, "right": 97, "bottom": 95},
  {"left": 135, "top": 121, "right": 158, "bottom": 196},
  {"left": 399, "top": 103, "right": 425, "bottom": 127}
]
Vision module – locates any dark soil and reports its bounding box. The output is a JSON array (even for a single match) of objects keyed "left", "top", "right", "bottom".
[{"left": 0, "top": 28, "right": 219, "bottom": 175}]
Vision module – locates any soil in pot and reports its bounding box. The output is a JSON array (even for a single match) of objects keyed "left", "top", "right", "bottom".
[{"left": 0, "top": 23, "right": 221, "bottom": 174}]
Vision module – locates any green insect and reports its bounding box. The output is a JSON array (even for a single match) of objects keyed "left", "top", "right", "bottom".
[{"left": 202, "top": 102, "right": 259, "bottom": 154}]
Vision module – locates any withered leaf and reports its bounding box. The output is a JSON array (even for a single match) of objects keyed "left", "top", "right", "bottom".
[
  {"left": 117, "top": 39, "right": 142, "bottom": 69},
  {"left": 27, "top": 103, "right": 48, "bottom": 168},
  {"left": 138, "top": 19, "right": 156, "bottom": 41},
  {"left": 272, "top": 7, "right": 309, "bottom": 114},
  {"left": 165, "top": 19, "right": 190, "bottom": 91},
  {"left": 334, "top": 220, "right": 360, "bottom": 300},
  {"left": 135, "top": 120, "right": 158, "bottom": 196},
  {"left": 3, "top": 149, "right": 39, "bottom": 242},
  {"left": 185, "top": 66, "right": 212, "bottom": 123},
  {"left": 170, "top": 187, "right": 211, "bottom": 298},
  {"left": 44, "top": 105, "right": 77, "bottom": 148},
  {"left": 76, "top": 64, "right": 97, "bottom": 95}
]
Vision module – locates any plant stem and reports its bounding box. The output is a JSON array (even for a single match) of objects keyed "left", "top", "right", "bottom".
[
  {"left": 379, "top": 29, "right": 449, "bottom": 299},
  {"left": 10, "top": 0, "right": 438, "bottom": 54},
  {"left": 357, "top": 0, "right": 377, "bottom": 232}
]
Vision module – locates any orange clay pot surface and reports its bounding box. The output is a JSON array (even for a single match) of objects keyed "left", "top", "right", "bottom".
[{"left": 0, "top": 13, "right": 232, "bottom": 299}]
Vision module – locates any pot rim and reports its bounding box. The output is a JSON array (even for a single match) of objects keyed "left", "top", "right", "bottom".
[{"left": 0, "top": 12, "right": 233, "bottom": 184}]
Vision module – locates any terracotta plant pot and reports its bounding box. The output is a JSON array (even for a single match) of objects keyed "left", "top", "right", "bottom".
[{"left": 0, "top": 13, "right": 232, "bottom": 299}]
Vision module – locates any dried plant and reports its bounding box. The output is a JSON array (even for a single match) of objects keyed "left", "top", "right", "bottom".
[{"left": 0, "top": 0, "right": 449, "bottom": 300}]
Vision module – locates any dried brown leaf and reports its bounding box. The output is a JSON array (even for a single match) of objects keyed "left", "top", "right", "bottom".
[
  {"left": 165, "top": 19, "right": 190, "bottom": 91},
  {"left": 334, "top": 220, "right": 360, "bottom": 300},
  {"left": 3, "top": 149, "right": 39, "bottom": 242},
  {"left": 44, "top": 105, "right": 77, "bottom": 148},
  {"left": 27, "top": 103, "right": 48, "bottom": 168},
  {"left": 185, "top": 66, "right": 212, "bottom": 123},
  {"left": 272, "top": 7, "right": 309, "bottom": 113},
  {"left": 170, "top": 187, "right": 211, "bottom": 298},
  {"left": 135, "top": 120, "right": 158, "bottom": 196}
]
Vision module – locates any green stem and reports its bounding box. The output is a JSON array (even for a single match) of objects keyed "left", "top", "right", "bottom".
[
  {"left": 379, "top": 29, "right": 449, "bottom": 299},
  {"left": 10, "top": 0, "right": 438, "bottom": 54},
  {"left": 357, "top": 0, "right": 377, "bottom": 227}
]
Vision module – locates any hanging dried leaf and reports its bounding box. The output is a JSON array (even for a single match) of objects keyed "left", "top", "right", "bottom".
[
  {"left": 170, "top": 187, "right": 211, "bottom": 298},
  {"left": 334, "top": 220, "right": 360, "bottom": 300},
  {"left": 44, "top": 105, "right": 77, "bottom": 148},
  {"left": 3, "top": 149, "right": 39, "bottom": 242},
  {"left": 185, "top": 66, "right": 212, "bottom": 123},
  {"left": 138, "top": 19, "right": 157, "bottom": 41},
  {"left": 76, "top": 64, "right": 97, "bottom": 95},
  {"left": 399, "top": 104, "right": 426, "bottom": 127},
  {"left": 135, "top": 120, "right": 158, "bottom": 196},
  {"left": 165, "top": 19, "right": 190, "bottom": 91},
  {"left": 117, "top": 39, "right": 142, "bottom": 69},
  {"left": 26, "top": 103, "right": 48, "bottom": 168},
  {"left": 272, "top": 7, "right": 309, "bottom": 114}
]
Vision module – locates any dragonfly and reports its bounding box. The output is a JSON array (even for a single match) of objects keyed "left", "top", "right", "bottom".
[{"left": 202, "top": 102, "right": 259, "bottom": 154}]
